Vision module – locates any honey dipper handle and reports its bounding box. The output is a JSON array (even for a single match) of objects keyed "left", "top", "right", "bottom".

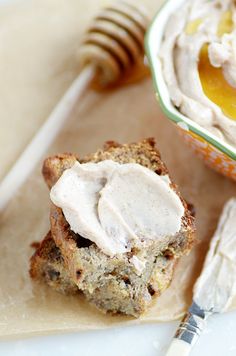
[
  {"left": 166, "top": 338, "right": 192, "bottom": 356},
  {"left": 0, "top": 65, "right": 94, "bottom": 211}
]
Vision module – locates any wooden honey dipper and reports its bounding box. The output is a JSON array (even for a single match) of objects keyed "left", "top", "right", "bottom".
[
  {"left": 0, "top": 1, "right": 150, "bottom": 211},
  {"left": 80, "top": 1, "right": 149, "bottom": 85}
]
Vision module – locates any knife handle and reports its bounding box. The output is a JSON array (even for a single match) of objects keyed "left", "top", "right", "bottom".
[
  {"left": 165, "top": 310, "right": 208, "bottom": 356},
  {"left": 166, "top": 339, "right": 191, "bottom": 356}
]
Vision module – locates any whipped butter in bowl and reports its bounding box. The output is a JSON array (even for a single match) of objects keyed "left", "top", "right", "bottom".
[{"left": 145, "top": 0, "right": 236, "bottom": 180}]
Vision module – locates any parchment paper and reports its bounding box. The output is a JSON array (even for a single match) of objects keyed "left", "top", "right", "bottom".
[{"left": 0, "top": 0, "right": 236, "bottom": 339}]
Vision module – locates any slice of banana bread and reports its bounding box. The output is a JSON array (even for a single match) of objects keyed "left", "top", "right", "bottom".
[
  {"left": 30, "top": 138, "right": 195, "bottom": 317},
  {"left": 30, "top": 230, "right": 177, "bottom": 316}
]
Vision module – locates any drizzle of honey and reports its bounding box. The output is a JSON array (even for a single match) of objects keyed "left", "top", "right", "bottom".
[
  {"left": 185, "top": 18, "right": 202, "bottom": 35},
  {"left": 198, "top": 11, "right": 236, "bottom": 121},
  {"left": 217, "top": 10, "right": 233, "bottom": 36},
  {"left": 91, "top": 58, "right": 150, "bottom": 92},
  {"left": 199, "top": 45, "right": 236, "bottom": 120}
]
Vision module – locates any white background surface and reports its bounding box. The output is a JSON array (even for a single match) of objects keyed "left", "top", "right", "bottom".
[
  {"left": 1, "top": 0, "right": 236, "bottom": 354},
  {"left": 1, "top": 310, "right": 236, "bottom": 355}
]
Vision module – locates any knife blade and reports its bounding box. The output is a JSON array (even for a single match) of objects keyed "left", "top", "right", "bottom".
[{"left": 166, "top": 198, "right": 236, "bottom": 356}]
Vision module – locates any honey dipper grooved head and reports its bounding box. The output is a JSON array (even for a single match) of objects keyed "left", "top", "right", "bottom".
[{"left": 79, "top": 1, "right": 150, "bottom": 86}]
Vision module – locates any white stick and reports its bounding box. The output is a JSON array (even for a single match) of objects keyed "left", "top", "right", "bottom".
[
  {"left": 0, "top": 65, "right": 95, "bottom": 212},
  {"left": 166, "top": 339, "right": 192, "bottom": 356}
]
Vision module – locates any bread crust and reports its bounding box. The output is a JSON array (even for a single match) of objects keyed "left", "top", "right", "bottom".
[{"left": 30, "top": 231, "right": 78, "bottom": 295}]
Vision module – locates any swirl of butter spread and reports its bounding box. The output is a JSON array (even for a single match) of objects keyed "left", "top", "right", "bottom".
[{"left": 50, "top": 160, "right": 184, "bottom": 256}]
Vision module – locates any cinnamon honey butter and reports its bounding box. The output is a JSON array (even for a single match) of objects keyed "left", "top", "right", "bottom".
[
  {"left": 50, "top": 160, "right": 184, "bottom": 257},
  {"left": 194, "top": 198, "right": 236, "bottom": 312},
  {"left": 160, "top": 0, "right": 236, "bottom": 146}
]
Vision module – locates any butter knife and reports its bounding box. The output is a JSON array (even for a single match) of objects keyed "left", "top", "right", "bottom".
[{"left": 166, "top": 198, "right": 236, "bottom": 356}]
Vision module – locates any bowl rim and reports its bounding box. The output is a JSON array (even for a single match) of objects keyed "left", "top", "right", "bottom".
[{"left": 145, "top": 0, "right": 236, "bottom": 161}]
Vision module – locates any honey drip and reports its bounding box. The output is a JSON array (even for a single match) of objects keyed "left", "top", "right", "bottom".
[
  {"left": 198, "top": 11, "right": 236, "bottom": 121},
  {"left": 217, "top": 10, "right": 233, "bottom": 36},
  {"left": 91, "top": 58, "right": 150, "bottom": 91},
  {"left": 185, "top": 18, "right": 202, "bottom": 35}
]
